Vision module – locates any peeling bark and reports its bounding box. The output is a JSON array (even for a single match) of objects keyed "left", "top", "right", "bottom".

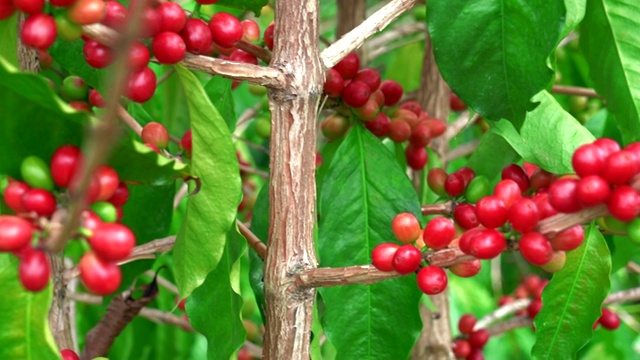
[{"left": 262, "top": 1, "right": 323, "bottom": 358}]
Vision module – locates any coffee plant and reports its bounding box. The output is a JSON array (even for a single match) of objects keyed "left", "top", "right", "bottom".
[{"left": 0, "top": 0, "right": 639, "bottom": 359}]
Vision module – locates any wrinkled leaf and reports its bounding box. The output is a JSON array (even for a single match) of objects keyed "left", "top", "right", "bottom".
[
  {"left": 318, "top": 124, "right": 422, "bottom": 360},
  {"left": 0, "top": 254, "right": 60, "bottom": 360},
  {"left": 428, "top": 0, "right": 563, "bottom": 124},
  {"left": 532, "top": 224, "right": 611, "bottom": 359},
  {"left": 187, "top": 226, "right": 246, "bottom": 360},
  {"left": 173, "top": 65, "right": 242, "bottom": 297},
  {"left": 581, "top": 0, "right": 640, "bottom": 142}
]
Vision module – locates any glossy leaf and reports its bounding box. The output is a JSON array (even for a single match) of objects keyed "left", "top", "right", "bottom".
[
  {"left": 0, "top": 14, "right": 17, "bottom": 67},
  {"left": 49, "top": 39, "right": 106, "bottom": 92},
  {"left": 532, "top": 224, "right": 611, "bottom": 359},
  {"left": 0, "top": 254, "right": 60, "bottom": 360},
  {"left": 318, "top": 124, "right": 422, "bottom": 359},
  {"left": 188, "top": 226, "right": 246, "bottom": 360},
  {"left": 562, "top": 0, "right": 587, "bottom": 38},
  {"left": 173, "top": 65, "right": 242, "bottom": 297},
  {"left": 428, "top": 0, "right": 563, "bottom": 124},
  {"left": 492, "top": 91, "right": 594, "bottom": 174},
  {"left": 248, "top": 183, "right": 269, "bottom": 323},
  {"left": 467, "top": 128, "right": 519, "bottom": 181},
  {"left": 217, "top": 0, "right": 268, "bottom": 15},
  {"left": 108, "top": 138, "right": 188, "bottom": 185},
  {"left": 204, "top": 76, "right": 236, "bottom": 132},
  {"left": 581, "top": 0, "right": 640, "bottom": 142}
]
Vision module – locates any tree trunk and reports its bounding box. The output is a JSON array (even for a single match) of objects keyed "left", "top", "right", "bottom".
[{"left": 262, "top": 0, "right": 323, "bottom": 358}]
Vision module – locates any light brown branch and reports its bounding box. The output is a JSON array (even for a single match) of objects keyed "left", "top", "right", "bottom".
[
  {"left": 475, "top": 298, "right": 530, "bottom": 329},
  {"left": 116, "top": 105, "right": 143, "bottom": 137},
  {"left": 237, "top": 220, "right": 267, "bottom": 259},
  {"left": 235, "top": 39, "right": 272, "bottom": 63},
  {"left": 443, "top": 140, "right": 480, "bottom": 162},
  {"left": 551, "top": 85, "right": 601, "bottom": 98},
  {"left": 421, "top": 201, "right": 454, "bottom": 215},
  {"left": 486, "top": 316, "right": 532, "bottom": 336},
  {"left": 296, "top": 265, "right": 402, "bottom": 287},
  {"left": 239, "top": 163, "right": 269, "bottom": 178},
  {"left": 321, "top": 0, "right": 418, "bottom": 68},
  {"left": 367, "top": 23, "right": 425, "bottom": 54}
]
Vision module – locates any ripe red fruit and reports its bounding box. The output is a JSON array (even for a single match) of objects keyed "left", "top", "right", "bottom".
[
  {"left": 241, "top": 19, "right": 260, "bottom": 42},
  {"left": 142, "top": 122, "right": 170, "bottom": 149},
  {"left": 0, "top": 0, "right": 16, "bottom": 20},
  {"left": 79, "top": 252, "right": 122, "bottom": 295},
  {"left": 50, "top": 145, "right": 82, "bottom": 188},
  {"left": 508, "top": 198, "right": 540, "bottom": 233},
  {"left": 421, "top": 118, "right": 447, "bottom": 138},
  {"left": 388, "top": 120, "right": 411, "bottom": 143},
  {"left": 371, "top": 243, "right": 400, "bottom": 272},
  {"left": 83, "top": 39, "right": 113, "bottom": 68},
  {"left": 263, "top": 23, "right": 274, "bottom": 50},
  {"left": 22, "top": 188, "right": 57, "bottom": 217},
  {"left": 81, "top": 210, "right": 102, "bottom": 232},
  {"left": 102, "top": 0, "right": 127, "bottom": 30},
  {"left": 353, "top": 68, "right": 381, "bottom": 92},
  {"left": 469, "top": 228, "right": 506, "bottom": 259},
  {"left": 548, "top": 178, "right": 581, "bottom": 213},
  {"left": 392, "top": 244, "right": 422, "bottom": 274},
  {"left": 501, "top": 164, "right": 530, "bottom": 192},
  {"left": 458, "top": 314, "right": 477, "bottom": 334},
  {"left": 576, "top": 175, "right": 610, "bottom": 207},
  {"left": 391, "top": 212, "right": 421, "bottom": 243},
  {"left": 607, "top": 186, "right": 640, "bottom": 222},
  {"left": 138, "top": 6, "right": 162, "bottom": 38},
  {"left": 209, "top": 12, "right": 242, "bottom": 48},
  {"left": 0, "top": 215, "right": 34, "bottom": 251},
  {"left": 598, "top": 308, "right": 620, "bottom": 330},
  {"left": 523, "top": 275, "right": 542, "bottom": 294},
  {"left": 13, "top": 0, "right": 43, "bottom": 14},
  {"left": 549, "top": 225, "right": 584, "bottom": 251},
  {"left": 530, "top": 168, "right": 557, "bottom": 191},
  {"left": 519, "top": 232, "right": 553, "bottom": 266},
  {"left": 468, "top": 329, "right": 489, "bottom": 349},
  {"left": 409, "top": 123, "right": 431, "bottom": 148},
  {"left": 181, "top": 129, "right": 192, "bottom": 156},
  {"left": 594, "top": 138, "right": 621, "bottom": 158},
  {"left": 127, "top": 40, "right": 150, "bottom": 73},
  {"left": 3, "top": 181, "right": 30, "bottom": 213},
  {"left": 532, "top": 192, "right": 559, "bottom": 220},
  {"left": 342, "top": 81, "right": 371, "bottom": 108},
  {"left": 427, "top": 168, "right": 448, "bottom": 197},
  {"left": 423, "top": 216, "right": 455, "bottom": 249},
  {"left": 527, "top": 299, "right": 543, "bottom": 319},
  {"left": 229, "top": 48, "right": 258, "bottom": 65},
  {"left": 453, "top": 203, "right": 479, "bottom": 230},
  {"left": 107, "top": 182, "right": 129, "bottom": 207},
  {"left": 180, "top": 18, "right": 213, "bottom": 55},
  {"left": 416, "top": 265, "right": 448, "bottom": 295},
  {"left": 19, "top": 249, "right": 50, "bottom": 292},
  {"left": 68, "top": 0, "right": 106, "bottom": 25},
  {"left": 323, "top": 69, "right": 344, "bottom": 98},
  {"left": 444, "top": 173, "right": 465, "bottom": 197},
  {"left": 458, "top": 227, "right": 484, "bottom": 255},
  {"left": 452, "top": 339, "right": 471, "bottom": 358},
  {"left": 399, "top": 101, "right": 422, "bottom": 116},
  {"left": 379, "top": 80, "right": 403, "bottom": 106},
  {"left": 89, "top": 89, "right": 107, "bottom": 108},
  {"left": 449, "top": 259, "right": 481, "bottom": 278},
  {"left": 602, "top": 150, "right": 639, "bottom": 185},
  {"left": 89, "top": 223, "right": 136, "bottom": 261},
  {"left": 126, "top": 67, "right": 157, "bottom": 103},
  {"left": 158, "top": 2, "right": 186, "bottom": 33},
  {"left": 449, "top": 93, "right": 466, "bottom": 111},
  {"left": 572, "top": 143, "right": 605, "bottom": 177},
  {"left": 405, "top": 145, "right": 428, "bottom": 170},
  {"left": 70, "top": 173, "right": 101, "bottom": 205},
  {"left": 333, "top": 52, "right": 360, "bottom": 80},
  {"left": 493, "top": 179, "right": 522, "bottom": 209},
  {"left": 364, "top": 113, "right": 391, "bottom": 137},
  {"left": 476, "top": 196, "right": 508, "bottom": 229},
  {"left": 95, "top": 165, "right": 120, "bottom": 201},
  {"left": 21, "top": 14, "right": 57, "bottom": 51},
  {"left": 456, "top": 167, "right": 476, "bottom": 186},
  {"left": 60, "top": 349, "right": 80, "bottom": 360}
]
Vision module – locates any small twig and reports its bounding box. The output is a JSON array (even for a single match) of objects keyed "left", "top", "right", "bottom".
[
  {"left": 157, "top": 68, "right": 176, "bottom": 86},
  {"left": 239, "top": 163, "right": 269, "bottom": 178},
  {"left": 237, "top": 220, "right": 267, "bottom": 259},
  {"left": 366, "top": 22, "right": 425, "bottom": 53},
  {"left": 421, "top": 201, "right": 454, "bottom": 215},
  {"left": 367, "top": 35, "right": 423, "bottom": 60},
  {"left": 558, "top": 32, "right": 578, "bottom": 48},
  {"left": 475, "top": 298, "right": 530, "bottom": 329},
  {"left": 603, "top": 286, "right": 640, "bottom": 305},
  {"left": 235, "top": 39, "right": 272, "bottom": 63},
  {"left": 173, "top": 183, "right": 189, "bottom": 210},
  {"left": 143, "top": 271, "right": 179, "bottom": 296},
  {"left": 321, "top": 0, "right": 418, "bottom": 68},
  {"left": 443, "top": 140, "right": 480, "bottom": 162},
  {"left": 235, "top": 103, "right": 263, "bottom": 129},
  {"left": 443, "top": 112, "right": 477, "bottom": 142},
  {"left": 116, "top": 105, "right": 143, "bottom": 137},
  {"left": 551, "top": 85, "right": 601, "bottom": 98},
  {"left": 139, "top": 307, "right": 194, "bottom": 331},
  {"left": 486, "top": 316, "right": 532, "bottom": 336},
  {"left": 233, "top": 135, "right": 270, "bottom": 155}
]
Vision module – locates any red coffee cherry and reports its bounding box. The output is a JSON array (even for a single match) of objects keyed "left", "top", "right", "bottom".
[
  {"left": 50, "top": 145, "right": 83, "bottom": 188},
  {"left": 468, "top": 329, "right": 490, "bottom": 349},
  {"left": 107, "top": 182, "right": 129, "bottom": 207},
  {"left": 423, "top": 216, "right": 455, "bottom": 249},
  {"left": 452, "top": 339, "right": 471, "bottom": 359},
  {"left": 79, "top": 252, "right": 122, "bottom": 295},
  {"left": 449, "top": 93, "right": 466, "bottom": 111},
  {"left": 180, "top": 18, "right": 213, "bottom": 55},
  {"left": 229, "top": 48, "right": 258, "bottom": 65},
  {"left": 89, "top": 223, "right": 136, "bottom": 261},
  {"left": 102, "top": 0, "right": 127, "bottom": 30},
  {"left": 364, "top": 113, "right": 391, "bottom": 138},
  {"left": 0, "top": 215, "right": 34, "bottom": 252},
  {"left": 19, "top": 248, "right": 50, "bottom": 292},
  {"left": 541, "top": 251, "right": 566, "bottom": 273},
  {"left": 83, "top": 39, "right": 113, "bottom": 68},
  {"left": 444, "top": 172, "right": 465, "bottom": 197},
  {"left": 3, "top": 181, "right": 31, "bottom": 213},
  {"left": 371, "top": 243, "right": 400, "bottom": 272},
  {"left": 89, "top": 89, "right": 107, "bottom": 108},
  {"left": 458, "top": 227, "right": 484, "bottom": 255},
  {"left": 421, "top": 118, "right": 447, "bottom": 138},
  {"left": 321, "top": 114, "right": 349, "bottom": 140},
  {"left": 493, "top": 179, "right": 522, "bottom": 209},
  {"left": 209, "top": 12, "right": 242, "bottom": 48},
  {"left": 342, "top": 81, "right": 371, "bottom": 108},
  {"left": 13, "top": 0, "right": 43, "bottom": 15},
  {"left": 576, "top": 175, "right": 611, "bottom": 207},
  {"left": 607, "top": 186, "right": 640, "bottom": 222},
  {"left": 68, "top": 0, "right": 106, "bottom": 25},
  {"left": 476, "top": 196, "right": 508, "bottom": 229},
  {"left": 598, "top": 308, "right": 620, "bottom": 330},
  {"left": 379, "top": 80, "right": 403, "bottom": 106},
  {"left": 263, "top": 23, "right": 274, "bottom": 50},
  {"left": 22, "top": 188, "right": 57, "bottom": 217},
  {"left": 416, "top": 265, "right": 448, "bottom": 295},
  {"left": 548, "top": 178, "right": 581, "bottom": 213},
  {"left": 508, "top": 198, "right": 540, "bottom": 233},
  {"left": 399, "top": 101, "right": 422, "bottom": 116},
  {"left": 142, "top": 122, "right": 170, "bottom": 149},
  {"left": 409, "top": 123, "right": 431, "bottom": 148},
  {"left": 527, "top": 299, "right": 543, "bottom": 319},
  {"left": 449, "top": 259, "right": 481, "bottom": 278},
  {"left": 158, "top": 2, "right": 186, "bottom": 33},
  {"left": 127, "top": 40, "right": 150, "bottom": 73},
  {"left": 181, "top": 129, "right": 192, "bottom": 156},
  {"left": 333, "top": 52, "right": 360, "bottom": 80},
  {"left": 602, "top": 150, "right": 639, "bottom": 185},
  {"left": 501, "top": 164, "right": 530, "bottom": 192},
  {"left": 453, "top": 203, "right": 479, "bottom": 230},
  {"left": 549, "top": 225, "right": 584, "bottom": 251},
  {"left": 388, "top": 119, "right": 411, "bottom": 143},
  {"left": 391, "top": 244, "right": 422, "bottom": 274},
  {"left": 21, "top": 14, "right": 57, "bottom": 51},
  {"left": 530, "top": 168, "right": 557, "bottom": 191},
  {"left": 405, "top": 145, "right": 428, "bottom": 170},
  {"left": 391, "top": 212, "right": 421, "bottom": 243},
  {"left": 469, "top": 228, "right": 506, "bottom": 259},
  {"left": 572, "top": 143, "right": 606, "bottom": 177},
  {"left": 60, "top": 349, "right": 80, "bottom": 360},
  {"left": 532, "top": 192, "right": 559, "bottom": 220},
  {"left": 95, "top": 165, "right": 120, "bottom": 202},
  {"left": 0, "top": 0, "right": 16, "bottom": 20},
  {"left": 353, "top": 68, "right": 381, "bottom": 92},
  {"left": 241, "top": 19, "right": 260, "bottom": 42},
  {"left": 427, "top": 168, "right": 448, "bottom": 197},
  {"left": 126, "top": 66, "right": 157, "bottom": 103},
  {"left": 458, "top": 314, "right": 477, "bottom": 334},
  {"left": 323, "top": 69, "right": 344, "bottom": 98},
  {"left": 138, "top": 6, "right": 162, "bottom": 38},
  {"left": 81, "top": 210, "right": 102, "bottom": 232},
  {"left": 456, "top": 167, "right": 476, "bottom": 187},
  {"left": 519, "top": 232, "right": 553, "bottom": 266},
  {"left": 593, "top": 138, "right": 621, "bottom": 158},
  {"left": 523, "top": 274, "right": 542, "bottom": 294}
]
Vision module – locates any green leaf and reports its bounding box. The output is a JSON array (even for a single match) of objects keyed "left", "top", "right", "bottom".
[
  {"left": 532, "top": 224, "right": 611, "bottom": 359},
  {"left": 49, "top": 39, "right": 107, "bottom": 92},
  {"left": 0, "top": 254, "right": 60, "bottom": 360},
  {"left": 248, "top": 183, "right": 269, "bottom": 323},
  {"left": 216, "top": 0, "right": 268, "bottom": 15},
  {"left": 467, "top": 129, "right": 519, "bottom": 181},
  {"left": 562, "top": 0, "right": 587, "bottom": 38},
  {"left": 0, "top": 57, "right": 85, "bottom": 177},
  {"left": 491, "top": 91, "right": 594, "bottom": 174},
  {"left": 173, "top": 65, "right": 242, "bottom": 298},
  {"left": 108, "top": 138, "right": 188, "bottom": 185},
  {"left": 187, "top": 226, "right": 246, "bottom": 360},
  {"left": 318, "top": 124, "right": 422, "bottom": 360},
  {"left": 204, "top": 76, "right": 237, "bottom": 132},
  {"left": 0, "top": 14, "right": 18, "bottom": 67},
  {"left": 428, "top": 0, "right": 563, "bottom": 124},
  {"left": 581, "top": 0, "right": 640, "bottom": 142}
]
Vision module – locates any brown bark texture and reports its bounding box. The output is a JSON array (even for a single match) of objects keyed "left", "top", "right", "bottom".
[{"left": 262, "top": 0, "right": 323, "bottom": 358}]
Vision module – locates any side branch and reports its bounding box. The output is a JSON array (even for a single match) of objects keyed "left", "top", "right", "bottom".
[
  {"left": 237, "top": 220, "right": 267, "bottom": 259},
  {"left": 321, "top": 0, "right": 418, "bottom": 68}
]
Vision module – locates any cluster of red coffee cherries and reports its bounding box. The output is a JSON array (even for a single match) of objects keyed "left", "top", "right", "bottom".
[
  {"left": 452, "top": 314, "right": 490, "bottom": 360},
  {"left": 320, "top": 52, "right": 447, "bottom": 170},
  {"left": 0, "top": 144, "right": 135, "bottom": 295}
]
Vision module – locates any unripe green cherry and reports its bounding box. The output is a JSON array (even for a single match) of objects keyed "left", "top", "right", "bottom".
[
  {"left": 465, "top": 175, "right": 490, "bottom": 204},
  {"left": 90, "top": 201, "right": 118, "bottom": 223},
  {"left": 21, "top": 156, "right": 54, "bottom": 191},
  {"left": 248, "top": 84, "right": 267, "bottom": 96},
  {"left": 55, "top": 14, "right": 83, "bottom": 41},
  {"left": 255, "top": 116, "right": 271, "bottom": 139},
  {"left": 60, "top": 75, "right": 89, "bottom": 101}
]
